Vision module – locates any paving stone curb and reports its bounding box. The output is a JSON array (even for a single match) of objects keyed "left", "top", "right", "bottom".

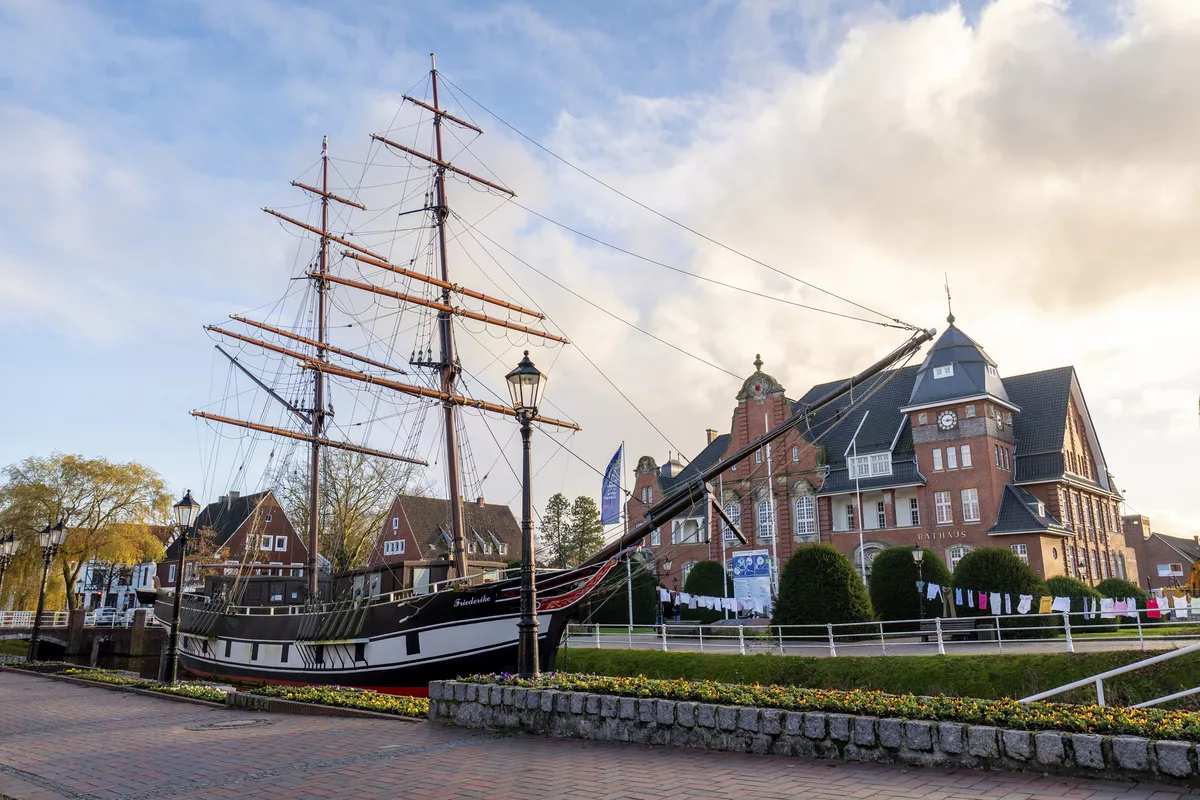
[{"left": 428, "top": 680, "right": 1200, "bottom": 786}]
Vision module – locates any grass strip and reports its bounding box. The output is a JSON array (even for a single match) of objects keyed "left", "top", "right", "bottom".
[{"left": 465, "top": 671, "right": 1200, "bottom": 741}]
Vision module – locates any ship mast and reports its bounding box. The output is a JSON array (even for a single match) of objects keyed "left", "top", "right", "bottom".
[
  {"left": 429, "top": 54, "right": 468, "bottom": 579},
  {"left": 307, "top": 135, "right": 331, "bottom": 597}
]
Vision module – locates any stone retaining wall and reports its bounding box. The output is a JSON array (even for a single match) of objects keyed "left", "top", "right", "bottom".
[{"left": 428, "top": 681, "right": 1199, "bottom": 785}]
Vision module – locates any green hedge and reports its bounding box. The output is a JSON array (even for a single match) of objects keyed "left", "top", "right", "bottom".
[
  {"left": 465, "top": 672, "right": 1200, "bottom": 741},
  {"left": 555, "top": 647, "right": 1200, "bottom": 708},
  {"left": 774, "top": 544, "right": 873, "bottom": 626},
  {"left": 868, "top": 546, "right": 952, "bottom": 624},
  {"left": 682, "top": 561, "right": 734, "bottom": 624}
]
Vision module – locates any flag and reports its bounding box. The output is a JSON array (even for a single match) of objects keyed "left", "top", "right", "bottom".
[{"left": 600, "top": 444, "right": 623, "bottom": 525}]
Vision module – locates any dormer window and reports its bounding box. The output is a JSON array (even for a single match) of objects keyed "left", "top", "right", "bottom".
[
  {"left": 641, "top": 487, "right": 653, "bottom": 504},
  {"left": 933, "top": 365, "right": 954, "bottom": 379},
  {"left": 986, "top": 365, "right": 999, "bottom": 378},
  {"left": 1036, "top": 502, "right": 1046, "bottom": 517},
  {"left": 848, "top": 453, "right": 892, "bottom": 479}
]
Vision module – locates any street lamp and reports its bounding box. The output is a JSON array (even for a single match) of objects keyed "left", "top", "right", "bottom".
[
  {"left": 0, "top": 534, "right": 15, "bottom": 604},
  {"left": 911, "top": 544, "right": 925, "bottom": 620},
  {"left": 506, "top": 351, "right": 545, "bottom": 679},
  {"left": 165, "top": 489, "right": 201, "bottom": 683},
  {"left": 28, "top": 521, "right": 68, "bottom": 661}
]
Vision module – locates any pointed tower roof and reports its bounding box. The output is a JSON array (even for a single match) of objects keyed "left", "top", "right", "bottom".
[{"left": 900, "top": 319, "right": 1018, "bottom": 412}]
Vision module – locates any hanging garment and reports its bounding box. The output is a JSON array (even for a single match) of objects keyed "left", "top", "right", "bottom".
[
  {"left": 1147, "top": 598, "right": 1161, "bottom": 619},
  {"left": 926, "top": 582, "right": 941, "bottom": 601},
  {"left": 1123, "top": 598, "right": 1140, "bottom": 619},
  {"left": 725, "top": 597, "right": 737, "bottom": 612},
  {"left": 1050, "top": 596, "right": 1071, "bottom": 613},
  {"left": 1004, "top": 594, "right": 1013, "bottom": 614},
  {"left": 1191, "top": 597, "right": 1200, "bottom": 615},
  {"left": 679, "top": 592, "right": 691, "bottom": 605},
  {"left": 1100, "top": 598, "right": 1116, "bottom": 619},
  {"left": 753, "top": 599, "right": 766, "bottom": 614},
  {"left": 1038, "top": 596, "right": 1053, "bottom": 614},
  {"left": 1173, "top": 595, "right": 1188, "bottom": 619},
  {"left": 659, "top": 588, "right": 670, "bottom": 602},
  {"left": 978, "top": 592, "right": 989, "bottom": 611},
  {"left": 1017, "top": 595, "right": 1033, "bottom": 614},
  {"left": 1083, "top": 598, "right": 1092, "bottom": 621},
  {"left": 989, "top": 593, "right": 1001, "bottom": 614},
  {"left": 955, "top": 588, "right": 963, "bottom": 606},
  {"left": 967, "top": 591, "right": 975, "bottom": 609},
  {"left": 688, "top": 596, "right": 698, "bottom": 609}
]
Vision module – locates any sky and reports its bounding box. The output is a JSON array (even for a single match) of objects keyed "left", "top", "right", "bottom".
[{"left": 3, "top": 0, "right": 1200, "bottom": 537}]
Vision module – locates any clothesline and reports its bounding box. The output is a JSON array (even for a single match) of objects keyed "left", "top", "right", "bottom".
[
  {"left": 657, "top": 587, "right": 767, "bottom": 615},
  {"left": 923, "top": 582, "right": 1200, "bottom": 621}
]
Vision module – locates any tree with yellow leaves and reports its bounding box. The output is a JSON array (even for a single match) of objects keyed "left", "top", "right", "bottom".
[{"left": 0, "top": 454, "right": 170, "bottom": 610}]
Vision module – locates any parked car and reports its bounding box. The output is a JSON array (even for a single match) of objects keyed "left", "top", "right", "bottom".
[
  {"left": 91, "top": 607, "right": 120, "bottom": 626},
  {"left": 122, "top": 607, "right": 156, "bottom": 625}
]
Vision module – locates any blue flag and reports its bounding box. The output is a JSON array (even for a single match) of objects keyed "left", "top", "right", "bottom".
[{"left": 600, "top": 444, "right": 623, "bottom": 525}]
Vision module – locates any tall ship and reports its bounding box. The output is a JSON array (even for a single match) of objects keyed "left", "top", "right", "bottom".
[{"left": 155, "top": 56, "right": 933, "bottom": 693}]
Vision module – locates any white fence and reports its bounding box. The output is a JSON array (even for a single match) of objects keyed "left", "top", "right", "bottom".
[
  {"left": 565, "top": 611, "right": 1200, "bottom": 657},
  {"left": 0, "top": 610, "right": 147, "bottom": 629}
]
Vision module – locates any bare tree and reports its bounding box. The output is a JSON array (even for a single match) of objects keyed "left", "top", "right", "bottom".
[{"left": 272, "top": 450, "right": 431, "bottom": 574}]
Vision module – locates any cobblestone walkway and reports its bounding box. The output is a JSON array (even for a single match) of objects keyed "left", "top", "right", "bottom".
[{"left": 1, "top": 671, "right": 1196, "bottom": 800}]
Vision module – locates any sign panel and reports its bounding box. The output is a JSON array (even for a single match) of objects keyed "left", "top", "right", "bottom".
[{"left": 731, "top": 549, "right": 773, "bottom": 616}]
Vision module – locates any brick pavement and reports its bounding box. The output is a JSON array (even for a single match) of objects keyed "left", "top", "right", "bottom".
[{"left": 1, "top": 671, "right": 1197, "bottom": 800}]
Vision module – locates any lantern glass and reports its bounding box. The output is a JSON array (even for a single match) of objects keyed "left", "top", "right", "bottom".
[
  {"left": 505, "top": 351, "right": 545, "bottom": 413},
  {"left": 38, "top": 524, "right": 52, "bottom": 549},
  {"left": 50, "top": 521, "right": 67, "bottom": 547},
  {"left": 911, "top": 544, "right": 924, "bottom": 564},
  {"left": 173, "top": 490, "right": 201, "bottom": 528},
  {"left": 0, "top": 534, "right": 13, "bottom": 557},
  {"left": 662, "top": 558, "right": 673, "bottom": 572}
]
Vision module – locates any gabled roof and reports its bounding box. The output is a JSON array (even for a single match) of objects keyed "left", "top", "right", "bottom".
[
  {"left": 904, "top": 324, "right": 1014, "bottom": 411},
  {"left": 987, "top": 484, "right": 1071, "bottom": 536},
  {"left": 392, "top": 495, "right": 521, "bottom": 561},
  {"left": 1149, "top": 533, "right": 1200, "bottom": 564},
  {"left": 168, "top": 491, "right": 272, "bottom": 558},
  {"left": 1005, "top": 366, "right": 1075, "bottom": 456},
  {"left": 795, "top": 365, "right": 920, "bottom": 465}
]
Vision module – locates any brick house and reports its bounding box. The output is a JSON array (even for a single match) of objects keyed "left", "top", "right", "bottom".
[
  {"left": 157, "top": 490, "right": 307, "bottom": 589},
  {"left": 627, "top": 318, "right": 1137, "bottom": 593},
  {"left": 1122, "top": 515, "right": 1200, "bottom": 592},
  {"left": 358, "top": 494, "right": 520, "bottom": 597}
]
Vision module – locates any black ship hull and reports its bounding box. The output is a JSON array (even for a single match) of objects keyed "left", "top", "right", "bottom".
[{"left": 156, "top": 558, "right": 616, "bottom": 695}]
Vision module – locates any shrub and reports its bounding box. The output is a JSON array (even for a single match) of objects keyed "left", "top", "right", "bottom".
[
  {"left": 868, "top": 546, "right": 952, "bottom": 623},
  {"left": 465, "top": 672, "right": 1200, "bottom": 741},
  {"left": 1096, "top": 578, "right": 1148, "bottom": 600},
  {"left": 578, "top": 555, "right": 659, "bottom": 625},
  {"left": 1045, "top": 576, "right": 1109, "bottom": 630},
  {"left": 952, "top": 547, "right": 1048, "bottom": 637},
  {"left": 681, "top": 561, "right": 734, "bottom": 624},
  {"left": 774, "top": 544, "right": 873, "bottom": 627}
]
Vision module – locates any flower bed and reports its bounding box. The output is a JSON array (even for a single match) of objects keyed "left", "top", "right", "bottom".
[
  {"left": 247, "top": 684, "right": 429, "bottom": 717},
  {"left": 61, "top": 668, "right": 229, "bottom": 703},
  {"left": 463, "top": 672, "right": 1200, "bottom": 742}
]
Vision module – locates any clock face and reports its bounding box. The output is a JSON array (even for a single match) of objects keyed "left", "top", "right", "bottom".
[{"left": 937, "top": 410, "right": 958, "bottom": 430}]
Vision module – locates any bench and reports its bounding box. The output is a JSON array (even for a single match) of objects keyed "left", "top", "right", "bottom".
[{"left": 919, "top": 618, "right": 997, "bottom": 642}]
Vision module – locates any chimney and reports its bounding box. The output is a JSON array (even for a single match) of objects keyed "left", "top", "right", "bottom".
[
  {"left": 476, "top": 496, "right": 485, "bottom": 507},
  {"left": 227, "top": 490, "right": 240, "bottom": 508},
  {"left": 706, "top": 429, "right": 719, "bottom": 445},
  {"left": 218, "top": 495, "right": 228, "bottom": 507}
]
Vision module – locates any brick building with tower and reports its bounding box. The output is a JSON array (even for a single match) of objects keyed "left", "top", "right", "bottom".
[{"left": 627, "top": 317, "right": 1138, "bottom": 594}]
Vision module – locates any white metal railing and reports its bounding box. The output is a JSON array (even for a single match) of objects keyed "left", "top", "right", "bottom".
[
  {"left": 1020, "top": 641, "right": 1200, "bottom": 707},
  {"left": 566, "top": 610, "right": 1200, "bottom": 660},
  {"left": 0, "top": 611, "right": 70, "bottom": 628}
]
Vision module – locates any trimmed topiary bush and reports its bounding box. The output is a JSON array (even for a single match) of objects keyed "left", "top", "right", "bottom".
[
  {"left": 682, "top": 561, "right": 734, "bottom": 624},
  {"left": 952, "top": 547, "right": 1049, "bottom": 637},
  {"left": 774, "top": 544, "right": 873, "bottom": 627},
  {"left": 1096, "top": 578, "right": 1148, "bottom": 600},
  {"left": 868, "top": 546, "right": 953, "bottom": 624}
]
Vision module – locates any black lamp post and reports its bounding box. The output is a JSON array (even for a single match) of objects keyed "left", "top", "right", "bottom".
[
  {"left": 506, "top": 351, "right": 545, "bottom": 679},
  {"left": 0, "top": 534, "right": 15, "bottom": 605},
  {"left": 911, "top": 544, "right": 925, "bottom": 620},
  {"left": 165, "top": 489, "right": 202, "bottom": 683},
  {"left": 28, "top": 521, "right": 67, "bottom": 662}
]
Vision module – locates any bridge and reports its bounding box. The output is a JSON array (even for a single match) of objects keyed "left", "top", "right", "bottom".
[{"left": 0, "top": 609, "right": 165, "bottom": 670}]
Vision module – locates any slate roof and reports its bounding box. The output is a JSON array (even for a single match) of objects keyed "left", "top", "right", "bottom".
[
  {"left": 391, "top": 495, "right": 521, "bottom": 561},
  {"left": 817, "top": 460, "right": 925, "bottom": 496},
  {"left": 660, "top": 433, "right": 731, "bottom": 495},
  {"left": 1004, "top": 366, "right": 1075, "bottom": 456},
  {"left": 904, "top": 325, "right": 1014, "bottom": 410},
  {"left": 987, "top": 484, "right": 1071, "bottom": 536},
  {"left": 168, "top": 491, "right": 271, "bottom": 558},
  {"left": 1150, "top": 533, "right": 1200, "bottom": 564},
  {"left": 795, "top": 365, "right": 920, "bottom": 466}
]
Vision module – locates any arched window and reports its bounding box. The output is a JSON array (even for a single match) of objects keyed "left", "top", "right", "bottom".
[
  {"left": 794, "top": 496, "right": 816, "bottom": 541},
  {"left": 722, "top": 498, "right": 742, "bottom": 544},
  {"left": 756, "top": 493, "right": 775, "bottom": 543},
  {"left": 947, "top": 545, "right": 972, "bottom": 572}
]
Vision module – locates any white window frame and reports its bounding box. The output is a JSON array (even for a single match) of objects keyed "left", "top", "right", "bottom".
[
  {"left": 641, "top": 487, "right": 653, "bottom": 505},
  {"left": 722, "top": 500, "right": 742, "bottom": 544},
  {"left": 383, "top": 539, "right": 405, "bottom": 556},
  {"left": 960, "top": 445, "right": 971, "bottom": 468},
  {"left": 946, "top": 447, "right": 957, "bottom": 469},
  {"left": 844, "top": 503, "right": 856, "bottom": 531},
  {"left": 265, "top": 511, "right": 273, "bottom": 522},
  {"left": 1010, "top": 543, "right": 1028, "bottom": 563},
  {"left": 947, "top": 545, "right": 970, "bottom": 571},
  {"left": 755, "top": 449, "right": 763, "bottom": 464},
  {"left": 259, "top": 534, "right": 272, "bottom": 551},
  {"left": 673, "top": 518, "right": 702, "bottom": 545},
  {"left": 650, "top": 529, "right": 660, "bottom": 547},
  {"left": 965, "top": 404, "right": 975, "bottom": 418},
  {"left": 933, "top": 364, "right": 954, "bottom": 379},
  {"left": 917, "top": 412, "right": 928, "bottom": 425},
  {"left": 849, "top": 453, "right": 892, "bottom": 480},
  {"left": 961, "top": 488, "right": 980, "bottom": 523},
  {"left": 274, "top": 536, "right": 287, "bottom": 551},
  {"left": 499, "top": 543, "right": 508, "bottom": 556},
  {"left": 1158, "top": 563, "right": 1184, "bottom": 577},
  {"left": 392, "top": 517, "right": 399, "bottom": 531},
  {"left": 791, "top": 445, "right": 799, "bottom": 462},
  {"left": 908, "top": 497, "right": 920, "bottom": 527},
  {"left": 756, "top": 497, "right": 775, "bottom": 543},
  {"left": 868, "top": 453, "right": 890, "bottom": 476},
  {"left": 876, "top": 500, "right": 886, "bottom": 529},
  {"left": 168, "top": 564, "right": 176, "bottom": 584},
  {"left": 793, "top": 495, "right": 815, "bottom": 539},
  {"left": 934, "top": 491, "right": 952, "bottom": 525},
  {"left": 932, "top": 449, "right": 943, "bottom": 471}
]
